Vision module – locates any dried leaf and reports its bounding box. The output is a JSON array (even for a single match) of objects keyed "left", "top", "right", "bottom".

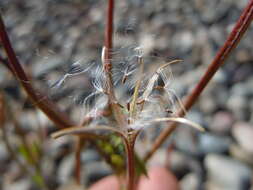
[
  {"left": 51, "top": 125, "right": 125, "bottom": 139},
  {"left": 152, "top": 117, "right": 205, "bottom": 132}
]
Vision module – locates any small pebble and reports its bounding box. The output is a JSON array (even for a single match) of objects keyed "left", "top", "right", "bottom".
[
  {"left": 209, "top": 111, "right": 233, "bottom": 134},
  {"left": 232, "top": 122, "right": 253, "bottom": 154},
  {"left": 204, "top": 154, "right": 252, "bottom": 190}
]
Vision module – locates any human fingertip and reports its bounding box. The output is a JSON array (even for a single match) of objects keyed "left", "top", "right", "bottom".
[
  {"left": 138, "top": 167, "right": 179, "bottom": 190},
  {"left": 88, "top": 175, "right": 119, "bottom": 190}
]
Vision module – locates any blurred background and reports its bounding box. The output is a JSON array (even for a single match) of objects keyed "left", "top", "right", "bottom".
[{"left": 0, "top": 0, "right": 253, "bottom": 189}]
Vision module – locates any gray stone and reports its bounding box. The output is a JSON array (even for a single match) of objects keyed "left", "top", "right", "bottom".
[
  {"left": 81, "top": 149, "right": 100, "bottom": 163},
  {"left": 209, "top": 111, "right": 234, "bottom": 134},
  {"left": 186, "top": 111, "right": 205, "bottom": 127},
  {"left": 199, "top": 0, "right": 232, "bottom": 23},
  {"left": 245, "top": 76, "right": 253, "bottom": 93},
  {"left": 231, "top": 83, "right": 251, "bottom": 96},
  {"left": 251, "top": 101, "right": 253, "bottom": 123},
  {"left": 0, "top": 66, "right": 9, "bottom": 87},
  {"left": 0, "top": 143, "right": 8, "bottom": 161},
  {"left": 204, "top": 154, "right": 252, "bottom": 190},
  {"left": 197, "top": 82, "right": 221, "bottom": 114},
  {"left": 213, "top": 85, "right": 229, "bottom": 108},
  {"left": 57, "top": 154, "right": 75, "bottom": 184},
  {"left": 198, "top": 133, "right": 231, "bottom": 154},
  {"left": 139, "top": 34, "right": 155, "bottom": 55},
  {"left": 212, "top": 69, "right": 227, "bottom": 84},
  {"left": 232, "top": 122, "right": 253, "bottom": 154},
  {"left": 47, "top": 136, "right": 72, "bottom": 158},
  {"left": 3, "top": 179, "right": 31, "bottom": 190},
  {"left": 168, "top": 151, "right": 202, "bottom": 177},
  {"left": 168, "top": 151, "right": 189, "bottom": 177},
  {"left": 84, "top": 161, "right": 112, "bottom": 186},
  {"left": 57, "top": 183, "right": 83, "bottom": 190},
  {"left": 209, "top": 26, "right": 226, "bottom": 47},
  {"left": 172, "top": 31, "right": 194, "bottom": 53},
  {"left": 229, "top": 143, "right": 253, "bottom": 167},
  {"left": 13, "top": 20, "right": 35, "bottom": 38},
  {"left": 236, "top": 49, "right": 251, "bottom": 63},
  {"left": 174, "top": 128, "right": 199, "bottom": 156},
  {"left": 231, "top": 62, "right": 253, "bottom": 82},
  {"left": 199, "top": 94, "right": 217, "bottom": 114},
  {"left": 205, "top": 181, "right": 231, "bottom": 190},
  {"left": 180, "top": 173, "right": 200, "bottom": 190},
  {"left": 226, "top": 95, "right": 248, "bottom": 120},
  {"left": 32, "top": 56, "right": 65, "bottom": 77},
  {"left": 41, "top": 157, "right": 55, "bottom": 180},
  {"left": 36, "top": 110, "right": 52, "bottom": 129},
  {"left": 235, "top": 0, "right": 249, "bottom": 9},
  {"left": 18, "top": 111, "right": 38, "bottom": 130}
]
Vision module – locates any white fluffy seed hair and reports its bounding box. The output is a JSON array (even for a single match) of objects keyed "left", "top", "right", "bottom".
[
  {"left": 49, "top": 59, "right": 95, "bottom": 89},
  {"left": 101, "top": 46, "right": 106, "bottom": 64}
]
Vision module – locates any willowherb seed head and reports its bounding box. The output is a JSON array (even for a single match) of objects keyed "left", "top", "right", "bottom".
[
  {"left": 50, "top": 19, "right": 205, "bottom": 171},
  {"left": 49, "top": 27, "right": 190, "bottom": 135}
]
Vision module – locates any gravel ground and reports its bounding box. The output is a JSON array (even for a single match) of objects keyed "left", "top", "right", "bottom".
[{"left": 0, "top": 0, "right": 253, "bottom": 190}]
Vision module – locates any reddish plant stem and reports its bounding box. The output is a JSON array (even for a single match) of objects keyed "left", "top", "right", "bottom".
[
  {"left": 144, "top": 0, "right": 253, "bottom": 161},
  {"left": 126, "top": 142, "right": 135, "bottom": 190},
  {"left": 76, "top": 1, "right": 117, "bottom": 182},
  {"left": 0, "top": 14, "right": 74, "bottom": 129},
  {"left": 124, "top": 132, "right": 138, "bottom": 190},
  {"left": 104, "top": 0, "right": 115, "bottom": 96},
  {"left": 75, "top": 138, "right": 83, "bottom": 184},
  {"left": 105, "top": 0, "right": 114, "bottom": 58},
  {"left": 103, "top": 0, "right": 127, "bottom": 128}
]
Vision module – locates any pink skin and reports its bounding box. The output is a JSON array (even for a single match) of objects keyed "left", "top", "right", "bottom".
[{"left": 88, "top": 167, "right": 179, "bottom": 190}]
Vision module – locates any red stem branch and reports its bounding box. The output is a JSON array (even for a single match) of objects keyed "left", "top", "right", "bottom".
[
  {"left": 104, "top": 0, "right": 115, "bottom": 89},
  {"left": 124, "top": 132, "right": 138, "bottom": 190},
  {"left": 75, "top": 138, "right": 83, "bottom": 184},
  {"left": 126, "top": 142, "right": 135, "bottom": 190},
  {"left": 104, "top": 0, "right": 114, "bottom": 59},
  {"left": 144, "top": 0, "right": 253, "bottom": 161},
  {"left": 103, "top": 0, "right": 127, "bottom": 129},
  {"left": 0, "top": 15, "right": 74, "bottom": 129}
]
